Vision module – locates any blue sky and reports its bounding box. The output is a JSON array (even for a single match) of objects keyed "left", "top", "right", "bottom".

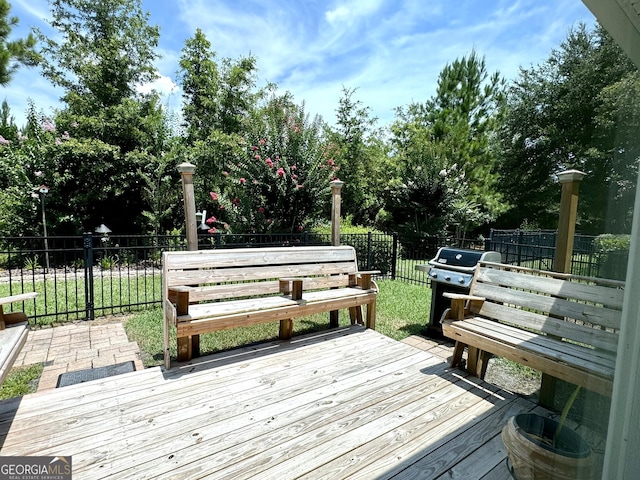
[{"left": 6, "top": 0, "right": 596, "bottom": 128}]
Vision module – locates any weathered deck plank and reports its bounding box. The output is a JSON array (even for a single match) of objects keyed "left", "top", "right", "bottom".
[{"left": 0, "top": 326, "right": 542, "bottom": 480}]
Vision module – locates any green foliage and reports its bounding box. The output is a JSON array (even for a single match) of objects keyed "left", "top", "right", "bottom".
[
  {"left": 328, "top": 86, "right": 388, "bottom": 225},
  {"left": 594, "top": 234, "right": 630, "bottom": 281},
  {"left": 206, "top": 93, "right": 334, "bottom": 234},
  {"left": 0, "top": 0, "right": 37, "bottom": 86},
  {"left": 389, "top": 50, "right": 506, "bottom": 237},
  {"left": 36, "top": 0, "right": 159, "bottom": 111},
  {"left": 496, "top": 24, "right": 637, "bottom": 232},
  {"left": 594, "top": 234, "right": 631, "bottom": 253}
]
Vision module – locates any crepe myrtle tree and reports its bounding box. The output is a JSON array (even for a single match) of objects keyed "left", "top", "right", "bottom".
[{"left": 205, "top": 94, "right": 338, "bottom": 234}]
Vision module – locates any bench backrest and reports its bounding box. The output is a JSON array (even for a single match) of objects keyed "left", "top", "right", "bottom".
[
  {"left": 163, "top": 245, "right": 360, "bottom": 302},
  {"left": 469, "top": 262, "right": 625, "bottom": 354}
]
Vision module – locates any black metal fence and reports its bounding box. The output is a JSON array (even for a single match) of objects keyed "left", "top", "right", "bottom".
[
  {"left": 0, "top": 230, "right": 629, "bottom": 324},
  {"left": 488, "top": 229, "right": 628, "bottom": 280}
]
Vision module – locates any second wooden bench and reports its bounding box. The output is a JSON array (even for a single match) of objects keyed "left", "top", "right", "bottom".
[
  {"left": 441, "top": 261, "right": 624, "bottom": 399},
  {"left": 163, "top": 245, "right": 379, "bottom": 369}
]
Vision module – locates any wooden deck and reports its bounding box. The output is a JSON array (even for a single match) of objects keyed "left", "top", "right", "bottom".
[{"left": 0, "top": 326, "right": 571, "bottom": 479}]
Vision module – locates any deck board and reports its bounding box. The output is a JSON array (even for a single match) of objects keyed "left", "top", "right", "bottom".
[{"left": 0, "top": 326, "right": 534, "bottom": 479}]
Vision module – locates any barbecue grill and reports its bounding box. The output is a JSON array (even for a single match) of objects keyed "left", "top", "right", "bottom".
[{"left": 416, "top": 247, "right": 501, "bottom": 337}]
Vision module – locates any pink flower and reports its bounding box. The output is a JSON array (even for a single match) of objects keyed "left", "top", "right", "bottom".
[
  {"left": 327, "top": 159, "right": 335, "bottom": 166},
  {"left": 62, "top": 131, "right": 70, "bottom": 140},
  {"left": 219, "top": 205, "right": 225, "bottom": 210},
  {"left": 276, "top": 168, "right": 285, "bottom": 177},
  {"left": 298, "top": 226, "right": 303, "bottom": 232},
  {"left": 208, "top": 227, "right": 217, "bottom": 234},
  {"left": 0, "top": 135, "right": 10, "bottom": 145},
  {"left": 206, "top": 216, "right": 217, "bottom": 224},
  {"left": 222, "top": 171, "right": 229, "bottom": 176},
  {"left": 265, "top": 158, "right": 274, "bottom": 168},
  {"left": 210, "top": 192, "right": 219, "bottom": 201},
  {"left": 239, "top": 178, "right": 246, "bottom": 185},
  {"left": 42, "top": 120, "right": 55, "bottom": 132},
  {"left": 258, "top": 139, "right": 266, "bottom": 145},
  {"left": 291, "top": 165, "right": 297, "bottom": 170},
  {"left": 258, "top": 207, "right": 265, "bottom": 213},
  {"left": 252, "top": 146, "right": 258, "bottom": 151},
  {"left": 232, "top": 198, "right": 240, "bottom": 206},
  {"left": 255, "top": 154, "right": 261, "bottom": 160},
  {"left": 296, "top": 184, "right": 304, "bottom": 189},
  {"left": 292, "top": 174, "right": 298, "bottom": 180}
]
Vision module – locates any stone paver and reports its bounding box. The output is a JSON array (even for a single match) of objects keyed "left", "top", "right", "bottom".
[{"left": 14, "top": 321, "right": 143, "bottom": 391}]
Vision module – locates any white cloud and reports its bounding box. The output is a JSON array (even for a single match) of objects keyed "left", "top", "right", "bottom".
[{"left": 137, "top": 73, "right": 178, "bottom": 96}]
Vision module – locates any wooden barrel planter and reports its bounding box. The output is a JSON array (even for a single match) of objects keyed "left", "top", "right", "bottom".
[{"left": 501, "top": 413, "right": 593, "bottom": 480}]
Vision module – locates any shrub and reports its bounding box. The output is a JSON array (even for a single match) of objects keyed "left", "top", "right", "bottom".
[{"left": 594, "top": 234, "right": 630, "bottom": 280}]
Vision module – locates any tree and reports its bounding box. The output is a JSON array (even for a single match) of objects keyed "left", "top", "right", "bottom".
[
  {"left": 0, "top": 0, "right": 37, "bottom": 86},
  {"left": 178, "top": 28, "right": 220, "bottom": 144},
  {"left": 495, "top": 24, "right": 637, "bottom": 232},
  {"left": 36, "top": 0, "right": 159, "bottom": 115},
  {"left": 177, "top": 29, "right": 261, "bottom": 212},
  {"left": 388, "top": 50, "right": 506, "bottom": 236},
  {"left": 328, "top": 86, "right": 380, "bottom": 225},
  {"left": 29, "top": 0, "right": 174, "bottom": 233}
]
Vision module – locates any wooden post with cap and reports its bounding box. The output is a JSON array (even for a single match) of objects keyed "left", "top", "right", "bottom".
[
  {"left": 176, "top": 162, "right": 200, "bottom": 358},
  {"left": 329, "top": 180, "right": 344, "bottom": 328},
  {"left": 178, "top": 162, "right": 198, "bottom": 252},
  {"left": 554, "top": 169, "right": 586, "bottom": 274}
]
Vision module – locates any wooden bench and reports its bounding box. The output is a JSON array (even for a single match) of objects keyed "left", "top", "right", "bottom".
[
  {"left": 441, "top": 262, "right": 624, "bottom": 399},
  {"left": 0, "top": 292, "right": 37, "bottom": 384},
  {"left": 162, "top": 246, "right": 379, "bottom": 369}
]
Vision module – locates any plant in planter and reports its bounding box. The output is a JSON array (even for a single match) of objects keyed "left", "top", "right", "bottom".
[{"left": 502, "top": 386, "right": 594, "bottom": 480}]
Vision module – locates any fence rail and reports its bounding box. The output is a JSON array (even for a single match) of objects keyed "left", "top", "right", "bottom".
[{"left": 0, "top": 230, "right": 628, "bottom": 324}]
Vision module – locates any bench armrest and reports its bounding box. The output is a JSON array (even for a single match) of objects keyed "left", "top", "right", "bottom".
[
  {"left": 442, "top": 293, "right": 485, "bottom": 301},
  {"left": 0, "top": 292, "right": 38, "bottom": 306},
  {"left": 355, "top": 271, "right": 380, "bottom": 290},
  {"left": 442, "top": 293, "right": 486, "bottom": 321},
  {"left": 279, "top": 277, "right": 310, "bottom": 300},
  {"left": 167, "top": 287, "right": 194, "bottom": 316}
]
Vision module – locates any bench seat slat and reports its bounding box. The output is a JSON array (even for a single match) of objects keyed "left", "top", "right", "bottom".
[
  {"left": 177, "top": 290, "right": 377, "bottom": 337},
  {"left": 455, "top": 317, "right": 617, "bottom": 372},
  {"left": 442, "top": 319, "right": 613, "bottom": 396}
]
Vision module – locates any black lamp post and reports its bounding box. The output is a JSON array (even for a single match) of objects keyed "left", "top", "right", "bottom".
[{"left": 36, "top": 185, "right": 50, "bottom": 272}]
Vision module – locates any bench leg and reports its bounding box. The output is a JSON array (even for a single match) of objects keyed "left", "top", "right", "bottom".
[
  {"left": 176, "top": 334, "right": 200, "bottom": 362},
  {"left": 177, "top": 336, "right": 191, "bottom": 362},
  {"left": 279, "top": 319, "right": 293, "bottom": 340},
  {"left": 365, "top": 301, "right": 376, "bottom": 330},
  {"left": 349, "top": 306, "right": 364, "bottom": 326},
  {"left": 467, "top": 346, "right": 480, "bottom": 376},
  {"left": 329, "top": 310, "right": 339, "bottom": 328},
  {"left": 476, "top": 351, "right": 491, "bottom": 379},
  {"left": 539, "top": 374, "right": 557, "bottom": 409},
  {"left": 451, "top": 341, "right": 466, "bottom": 368}
]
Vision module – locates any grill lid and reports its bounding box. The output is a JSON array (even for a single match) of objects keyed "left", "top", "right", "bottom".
[{"left": 427, "top": 247, "right": 502, "bottom": 274}]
